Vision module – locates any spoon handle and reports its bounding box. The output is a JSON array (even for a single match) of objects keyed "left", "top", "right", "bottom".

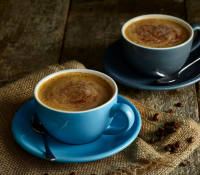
[
  {"left": 42, "top": 132, "right": 56, "bottom": 161},
  {"left": 179, "top": 57, "right": 200, "bottom": 75}
]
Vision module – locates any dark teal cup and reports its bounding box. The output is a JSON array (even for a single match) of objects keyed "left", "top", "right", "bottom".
[
  {"left": 34, "top": 69, "right": 135, "bottom": 144},
  {"left": 121, "top": 14, "right": 200, "bottom": 78}
]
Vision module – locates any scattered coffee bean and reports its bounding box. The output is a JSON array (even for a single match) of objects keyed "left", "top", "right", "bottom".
[
  {"left": 159, "top": 128, "right": 165, "bottom": 131},
  {"left": 158, "top": 135, "right": 165, "bottom": 141},
  {"left": 164, "top": 130, "right": 168, "bottom": 136},
  {"left": 150, "top": 137, "right": 156, "bottom": 143},
  {"left": 177, "top": 102, "right": 183, "bottom": 107},
  {"left": 168, "top": 122, "right": 176, "bottom": 126},
  {"left": 167, "top": 127, "right": 176, "bottom": 133},
  {"left": 70, "top": 172, "right": 76, "bottom": 175},
  {"left": 43, "top": 173, "right": 49, "bottom": 175},
  {"left": 174, "top": 123, "right": 181, "bottom": 129},
  {"left": 165, "top": 121, "right": 170, "bottom": 126},
  {"left": 171, "top": 145, "right": 177, "bottom": 151},
  {"left": 164, "top": 124, "right": 173, "bottom": 130},
  {"left": 164, "top": 145, "right": 171, "bottom": 152},
  {"left": 175, "top": 141, "right": 182, "bottom": 148},
  {"left": 91, "top": 174, "right": 97, "bottom": 175},
  {"left": 171, "top": 148, "right": 178, "bottom": 153},
  {"left": 153, "top": 113, "right": 160, "bottom": 121},
  {"left": 167, "top": 109, "right": 174, "bottom": 114},
  {"left": 138, "top": 134, "right": 143, "bottom": 139},
  {"left": 167, "top": 144, "right": 173, "bottom": 147},
  {"left": 155, "top": 131, "right": 160, "bottom": 136},
  {"left": 189, "top": 137, "right": 195, "bottom": 143}
]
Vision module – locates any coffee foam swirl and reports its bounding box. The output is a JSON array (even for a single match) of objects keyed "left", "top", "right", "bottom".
[
  {"left": 124, "top": 18, "right": 190, "bottom": 48},
  {"left": 135, "top": 24, "right": 181, "bottom": 45},
  {"left": 38, "top": 73, "right": 113, "bottom": 111}
]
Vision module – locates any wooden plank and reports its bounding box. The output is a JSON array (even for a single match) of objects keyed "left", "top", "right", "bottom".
[
  {"left": 61, "top": 0, "right": 200, "bottom": 174},
  {"left": 0, "top": 0, "right": 70, "bottom": 87},
  {"left": 183, "top": 0, "right": 200, "bottom": 174}
]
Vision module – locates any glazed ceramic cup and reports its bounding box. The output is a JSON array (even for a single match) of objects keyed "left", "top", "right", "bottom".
[
  {"left": 121, "top": 14, "right": 200, "bottom": 78},
  {"left": 34, "top": 69, "right": 135, "bottom": 144}
]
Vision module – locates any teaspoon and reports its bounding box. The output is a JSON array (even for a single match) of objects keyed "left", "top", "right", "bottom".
[
  {"left": 157, "top": 57, "right": 200, "bottom": 84},
  {"left": 31, "top": 114, "right": 56, "bottom": 161}
]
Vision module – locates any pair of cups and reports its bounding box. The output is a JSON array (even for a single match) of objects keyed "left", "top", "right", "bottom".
[
  {"left": 121, "top": 14, "right": 200, "bottom": 78},
  {"left": 34, "top": 14, "right": 200, "bottom": 145}
]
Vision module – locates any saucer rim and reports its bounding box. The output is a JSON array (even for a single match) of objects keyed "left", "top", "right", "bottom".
[
  {"left": 102, "top": 40, "right": 200, "bottom": 91},
  {"left": 12, "top": 95, "right": 141, "bottom": 163}
]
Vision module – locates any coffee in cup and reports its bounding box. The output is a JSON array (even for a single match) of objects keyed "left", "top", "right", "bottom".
[
  {"left": 37, "top": 72, "right": 113, "bottom": 111},
  {"left": 124, "top": 18, "right": 190, "bottom": 48}
]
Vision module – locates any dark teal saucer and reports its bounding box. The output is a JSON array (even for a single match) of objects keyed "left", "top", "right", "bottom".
[
  {"left": 12, "top": 95, "right": 141, "bottom": 163},
  {"left": 102, "top": 40, "right": 200, "bottom": 91}
]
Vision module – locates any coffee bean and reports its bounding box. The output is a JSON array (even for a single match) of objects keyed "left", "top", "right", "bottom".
[
  {"left": 167, "top": 127, "right": 176, "bottom": 133},
  {"left": 155, "top": 131, "right": 160, "bottom": 136},
  {"left": 153, "top": 113, "right": 160, "bottom": 121},
  {"left": 150, "top": 137, "right": 156, "bottom": 143},
  {"left": 43, "top": 174, "right": 49, "bottom": 175},
  {"left": 177, "top": 102, "right": 183, "bottom": 107},
  {"left": 158, "top": 135, "right": 165, "bottom": 141},
  {"left": 175, "top": 141, "right": 182, "bottom": 148},
  {"left": 159, "top": 128, "right": 165, "bottom": 131},
  {"left": 167, "top": 144, "right": 173, "bottom": 148},
  {"left": 167, "top": 109, "right": 174, "bottom": 114},
  {"left": 174, "top": 123, "right": 181, "bottom": 129},
  {"left": 138, "top": 134, "right": 143, "bottom": 139},
  {"left": 164, "top": 146, "right": 171, "bottom": 152},
  {"left": 172, "top": 148, "right": 178, "bottom": 153},
  {"left": 164, "top": 131, "right": 168, "bottom": 136},
  {"left": 168, "top": 122, "right": 176, "bottom": 126},
  {"left": 164, "top": 124, "right": 173, "bottom": 130},
  {"left": 189, "top": 137, "right": 195, "bottom": 143},
  {"left": 171, "top": 145, "right": 177, "bottom": 151},
  {"left": 165, "top": 121, "right": 170, "bottom": 126},
  {"left": 70, "top": 172, "right": 76, "bottom": 175},
  {"left": 91, "top": 174, "right": 97, "bottom": 175}
]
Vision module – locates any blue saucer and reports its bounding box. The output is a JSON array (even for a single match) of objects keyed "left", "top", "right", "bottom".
[
  {"left": 12, "top": 95, "right": 141, "bottom": 163},
  {"left": 102, "top": 40, "right": 200, "bottom": 91}
]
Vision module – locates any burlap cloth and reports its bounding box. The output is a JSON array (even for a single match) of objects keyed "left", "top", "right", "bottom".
[{"left": 1, "top": 60, "right": 200, "bottom": 175}]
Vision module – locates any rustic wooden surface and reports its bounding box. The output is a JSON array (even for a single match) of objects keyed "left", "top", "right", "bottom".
[
  {"left": 0, "top": 0, "right": 70, "bottom": 87},
  {"left": 1, "top": 0, "right": 200, "bottom": 174}
]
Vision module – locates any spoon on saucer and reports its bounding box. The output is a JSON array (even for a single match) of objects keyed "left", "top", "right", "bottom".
[
  {"left": 157, "top": 57, "right": 200, "bottom": 84},
  {"left": 31, "top": 114, "right": 56, "bottom": 161}
]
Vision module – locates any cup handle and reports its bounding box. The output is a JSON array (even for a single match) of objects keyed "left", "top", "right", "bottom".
[
  {"left": 190, "top": 23, "right": 200, "bottom": 52},
  {"left": 103, "top": 103, "right": 135, "bottom": 135}
]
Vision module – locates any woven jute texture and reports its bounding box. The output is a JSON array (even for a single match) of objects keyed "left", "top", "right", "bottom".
[{"left": 1, "top": 60, "right": 200, "bottom": 175}]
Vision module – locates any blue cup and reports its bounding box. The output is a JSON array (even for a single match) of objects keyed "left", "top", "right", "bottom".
[
  {"left": 121, "top": 14, "right": 200, "bottom": 78},
  {"left": 34, "top": 69, "right": 135, "bottom": 144}
]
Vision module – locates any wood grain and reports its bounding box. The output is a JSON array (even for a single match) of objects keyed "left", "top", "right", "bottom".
[{"left": 0, "top": 0, "right": 70, "bottom": 87}]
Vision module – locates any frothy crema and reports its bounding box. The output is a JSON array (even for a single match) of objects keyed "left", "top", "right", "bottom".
[
  {"left": 124, "top": 18, "right": 190, "bottom": 48},
  {"left": 37, "top": 72, "right": 113, "bottom": 111}
]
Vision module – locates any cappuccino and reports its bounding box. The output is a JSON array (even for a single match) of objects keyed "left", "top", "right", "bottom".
[
  {"left": 124, "top": 18, "right": 190, "bottom": 48},
  {"left": 37, "top": 72, "right": 113, "bottom": 111}
]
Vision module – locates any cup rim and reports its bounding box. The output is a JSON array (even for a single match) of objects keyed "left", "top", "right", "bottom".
[
  {"left": 34, "top": 69, "right": 117, "bottom": 114},
  {"left": 121, "top": 14, "right": 194, "bottom": 50}
]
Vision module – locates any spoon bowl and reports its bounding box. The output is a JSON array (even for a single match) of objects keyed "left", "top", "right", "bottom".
[{"left": 157, "top": 57, "right": 200, "bottom": 84}]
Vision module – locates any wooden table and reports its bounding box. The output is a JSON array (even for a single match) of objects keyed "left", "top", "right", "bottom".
[{"left": 1, "top": 0, "right": 200, "bottom": 174}]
